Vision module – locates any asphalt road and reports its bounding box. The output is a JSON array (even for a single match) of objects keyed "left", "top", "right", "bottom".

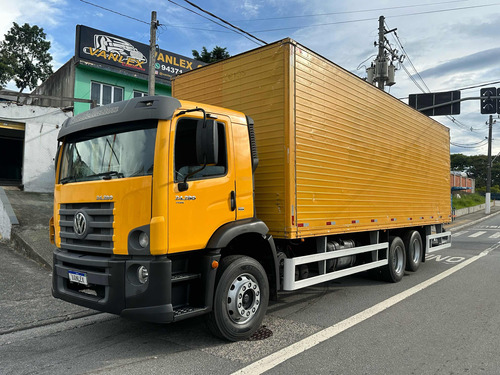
[{"left": 1, "top": 215, "right": 499, "bottom": 375}]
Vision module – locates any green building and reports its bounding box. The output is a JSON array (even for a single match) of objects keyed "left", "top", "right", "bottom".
[{"left": 34, "top": 25, "right": 203, "bottom": 114}]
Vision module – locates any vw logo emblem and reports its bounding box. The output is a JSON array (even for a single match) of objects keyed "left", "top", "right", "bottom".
[{"left": 74, "top": 211, "right": 88, "bottom": 238}]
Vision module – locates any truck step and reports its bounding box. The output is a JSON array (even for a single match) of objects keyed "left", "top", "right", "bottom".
[
  {"left": 173, "top": 306, "right": 209, "bottom": 321},
  {"left": 171, "top": 273, "right": 201, "bottom": 283}
]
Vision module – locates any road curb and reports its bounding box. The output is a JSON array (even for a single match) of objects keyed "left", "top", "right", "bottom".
[
  {"left": 10, "top": 230, "right": 51, "bottom": 270},
  {"left": 449, "top": 209, "right": 500, "bottom": 232}
]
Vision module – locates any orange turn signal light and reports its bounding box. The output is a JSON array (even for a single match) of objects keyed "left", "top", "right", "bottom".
[
  {"left": 49, "top": 216, "right": 55, "bottom": 245},
  {"left": 211, "top": 260, "right": 219, "bottom": 269}
]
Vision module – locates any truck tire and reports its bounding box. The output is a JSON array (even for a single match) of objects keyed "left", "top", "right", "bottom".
[
  {"left": 207, "top": 255, "right": 269, "bottom": 341},
  {"left": 404, "top": 230, "right": 423, "bottom": 272},
  {"left": 382, "top": 237, "right": 406, "bottom": 283}
]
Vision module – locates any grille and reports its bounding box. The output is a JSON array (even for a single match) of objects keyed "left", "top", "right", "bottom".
[{"left": 59, "top": 202, "right": 114, "bottom": 254}]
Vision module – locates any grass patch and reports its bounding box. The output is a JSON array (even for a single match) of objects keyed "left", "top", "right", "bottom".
[{"left": 452, "top": 193, "right": 485, "bottom": 210}]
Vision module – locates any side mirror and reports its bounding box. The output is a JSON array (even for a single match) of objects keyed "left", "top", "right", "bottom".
[{"left": 196, "top": 119, "right": 218, "bottom": 165}]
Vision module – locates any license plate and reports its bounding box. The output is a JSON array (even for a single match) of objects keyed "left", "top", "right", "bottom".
[{"left": 68, "top": 270, "right": 88, "bottom": 285}]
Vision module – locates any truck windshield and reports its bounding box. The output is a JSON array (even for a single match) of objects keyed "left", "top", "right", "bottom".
[{"left": 59, "top": 122, "right": 157, "bottom": 184}]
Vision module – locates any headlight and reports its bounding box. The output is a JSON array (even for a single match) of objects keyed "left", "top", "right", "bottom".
[
  {"left": 137, "top": 266, "right": 149, "bottom": 284},
  {"left": 138, "top": 232, "right": 149, "bottom": 248}
]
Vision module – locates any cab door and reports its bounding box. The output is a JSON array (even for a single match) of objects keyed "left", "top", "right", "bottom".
[{"left": 168, "top": 115, "right": 236, "bottom": 253}]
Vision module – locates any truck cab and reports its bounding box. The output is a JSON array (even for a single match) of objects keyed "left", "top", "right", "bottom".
[{"left": 52, "top": 96, "right": 278, "bottom": 341}]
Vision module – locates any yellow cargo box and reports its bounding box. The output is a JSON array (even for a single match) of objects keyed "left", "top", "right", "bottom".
[{"left": 173, "top": 38, "right": 451, "bottom": 240}]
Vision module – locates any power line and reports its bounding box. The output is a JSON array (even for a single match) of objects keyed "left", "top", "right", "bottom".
[
  {"left": 178, "top": 0, "right": 267, "bottom": 45},
  {"left": 400, "top": 80, "right": 500, "bottom": 99},
  {"left": 447, "top": 80, "right": 500, "bottom": 92},
  {"left": 79, "top": 0, "right": 234, "bottom": 38},
  {"left": 161, "top": 24, "right": 232, "bottom": 34},
  {"left": 79, "top": 0, "right": 149, "bottom": 25},
  {"left": 247, "top": 3, "right": 500, "bottom": 33},
  {"left": 384, "top": 19, "right": 479, "bottom": 133},
  {"left": 229, "top": 0, "right": 472, "bottom": 22},
  {"left": 451, "top": 140, "right": 488, "bottom": 149},
  {"left": 395, "top": 2, "right": 500, "bottom": 19},
  {"left": 389, "top": 23, "right": 430, "bottom": 93},
  {"left": 452, "top": 139, "right": 488, "bottom": 145},
  {"left": 399, "top": 62, "right": 426, "bottom": 93},
  {"left": 167, "top": 0, "right": 245, "bottom": 35},
  {"left": 167, "top": 0, "right": 265, "bottom": 46}
]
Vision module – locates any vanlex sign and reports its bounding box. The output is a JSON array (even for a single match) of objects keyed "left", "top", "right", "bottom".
[
  {"left": 83, "top": 46, "right": 147, "bottom": 70},
  {"left": 76, "top": 25, "right": 204, "bottom": 79}
]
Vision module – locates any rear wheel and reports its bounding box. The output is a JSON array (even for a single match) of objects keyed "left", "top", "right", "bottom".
[
  {"left": 404, "top": 230, "right": 423, "bottom": 272},
  {"left": 382, "top": 236, "right": 406, "bottom": 283},
  {"left": 207, "top": 255, "right": 269, "bottom": 341}
]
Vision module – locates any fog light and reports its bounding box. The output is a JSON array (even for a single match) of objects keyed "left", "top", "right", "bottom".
[
  {"left": 138, "top": 232, "right": 149, "bottom": 248},
  {"left": 137, "top": 266, "right": 149, "bottom": 284}
]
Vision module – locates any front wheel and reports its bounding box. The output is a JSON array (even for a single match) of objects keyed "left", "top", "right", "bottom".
[{"left": 207, "top": 255, "right": 269, "bottom": 341}]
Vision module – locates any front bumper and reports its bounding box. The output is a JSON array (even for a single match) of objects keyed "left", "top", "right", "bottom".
[{"left": 52, "top": 249, "right": 174, "bottom": 323}]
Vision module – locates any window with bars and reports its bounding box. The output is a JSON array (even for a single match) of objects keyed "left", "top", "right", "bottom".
[{"left": 91, "top": 82, "right": 124, "bottom": 106}]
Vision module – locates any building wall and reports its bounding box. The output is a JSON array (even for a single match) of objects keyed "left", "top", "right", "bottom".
[
  {"left": 32, "top": 59, "right": 76, "bottom": 108},
  {"left": 0, "top": 103, "right": 71, "bottom": 192},
  {"left": 450, "top": 172, "right": 475, "bottom": 194},
  {"left": 74, "top": 64, "right": 172, "bottom": 114}
]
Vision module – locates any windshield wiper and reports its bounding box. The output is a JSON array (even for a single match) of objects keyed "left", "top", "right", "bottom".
[
  {"left": 86, "top": 171, "right": 125, "bottom": 180},
  {"left": 60, "top": 176, "right": 78, "bottom": 184}
]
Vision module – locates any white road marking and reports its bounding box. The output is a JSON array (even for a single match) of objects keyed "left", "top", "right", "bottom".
[
  {"left": 469, "top": 231, "right": 487, "bottom": 238},
  {"left": 233, "top": 243, "right": 500, "bottom": 375},
  {"left": 452, "top": 231, "right": 468, "bottom": 237},
  {"left": 489, "top": 232, "right": 500, "bottom": 239}
]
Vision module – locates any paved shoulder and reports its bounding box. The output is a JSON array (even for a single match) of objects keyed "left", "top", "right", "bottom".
[{"left": 0, "top": 242, "right": 93, "bottom": 334}]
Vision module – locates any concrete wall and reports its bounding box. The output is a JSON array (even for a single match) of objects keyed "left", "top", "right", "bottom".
[
  {"left": 0, "top": 188, "right": 17, "bottom": 240},
  {"left": 0, "top": 103, "right": 72, "bottom": 192},
  {"left": 32, "top": 58, "right": 75, "bottom": 108},
  {"left": 454, "top": 201, "right": 496, "bottom": 217},
  {"left": 0, "top": 195, "right": 11, "bottom": 240}
]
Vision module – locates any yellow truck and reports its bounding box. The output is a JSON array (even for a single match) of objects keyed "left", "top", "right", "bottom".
[{"left": 51, "top": 38, "right": 451, "bottom": 341}]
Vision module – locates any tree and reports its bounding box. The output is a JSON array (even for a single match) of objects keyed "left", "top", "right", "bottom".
[
  {"left": 0, "top": 22, "right": 53, "bottom": 92},
  {"left": 450, "top": 153, "right": 500, "bottom": 190},
  {"left": 192, "top": 46, "right": 230, "bottom": 64},
  {"left": 0, "top": 45, "right": 15, "bottom": 88},
  {"left": 450, "top": 153, "right": 470, "bottom": 172}
]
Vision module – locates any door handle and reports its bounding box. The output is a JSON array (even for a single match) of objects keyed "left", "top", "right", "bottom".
[{"left": 230, "top": 191, "right": 236, "bottom": 211}]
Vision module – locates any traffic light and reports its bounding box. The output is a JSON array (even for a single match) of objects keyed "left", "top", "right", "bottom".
[
  {"left": 498, "top": 88, "right": 500, "bottom": 114},
  {"left": 480, "top": 87, "right": 497, "bottom": 114}
]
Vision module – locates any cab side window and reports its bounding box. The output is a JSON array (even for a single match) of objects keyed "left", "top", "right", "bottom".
[{"left": 174, "top": 118, "right": 227, "bottom": 182}]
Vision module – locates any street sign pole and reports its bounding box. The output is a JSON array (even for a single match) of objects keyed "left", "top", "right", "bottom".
[{"left": 486, "top": 114, "right": 494, "bottom": 214}]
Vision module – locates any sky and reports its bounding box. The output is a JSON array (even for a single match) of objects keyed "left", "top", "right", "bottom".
[{"left": 1, "top": 0, "right": 500, "bottom": 156}]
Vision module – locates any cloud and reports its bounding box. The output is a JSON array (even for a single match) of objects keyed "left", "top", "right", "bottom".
[
  {"left": 240, "top": 0, "right": 261, "bottom": 18},
  {"left": 0, "top": 0, "right": 66, "bottom": 40},
  {"left": 418, "top": 48, "right": 500, "bottom": 79}
]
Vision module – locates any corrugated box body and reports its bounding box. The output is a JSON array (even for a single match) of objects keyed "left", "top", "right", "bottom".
[{"left": 172, "top": 39, "right": 451, "bottom": 239}]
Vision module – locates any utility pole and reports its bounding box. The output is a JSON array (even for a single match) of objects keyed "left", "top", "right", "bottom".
[
  {"left": 377, "top": 16, "right": 386, "bottom": 91},
  {"left": 366, "top": 16, "right": 401, "bottom": 91},
  {"left": 486, "top": 114, "right": 495, "bottom": 214},
  {"left": 148, "top": 11, "right": 158, "bottom": 96}
]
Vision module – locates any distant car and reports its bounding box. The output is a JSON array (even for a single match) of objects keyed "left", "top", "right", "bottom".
[{"left": 94, "top": 35, "right": 147, "bottom": 63}]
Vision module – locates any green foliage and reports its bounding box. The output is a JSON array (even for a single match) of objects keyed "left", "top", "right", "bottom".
[
  {"left": 450, "top": 153, "right": 500, "bottom": 190},
  {"left": 452, "top": 193, "right": 485, "bottom": 210},
  {"left": 476, "top": 185, "right": 500, "bottom": 195},
  {"left": 192, "top": 46, "right": 230, "bottom": 63},
  {"left": 0, "top": 22, "right": 53, "bottom": 92},
  {"left": 0, "top": 52, "right": 14, "bottom": 87}
]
